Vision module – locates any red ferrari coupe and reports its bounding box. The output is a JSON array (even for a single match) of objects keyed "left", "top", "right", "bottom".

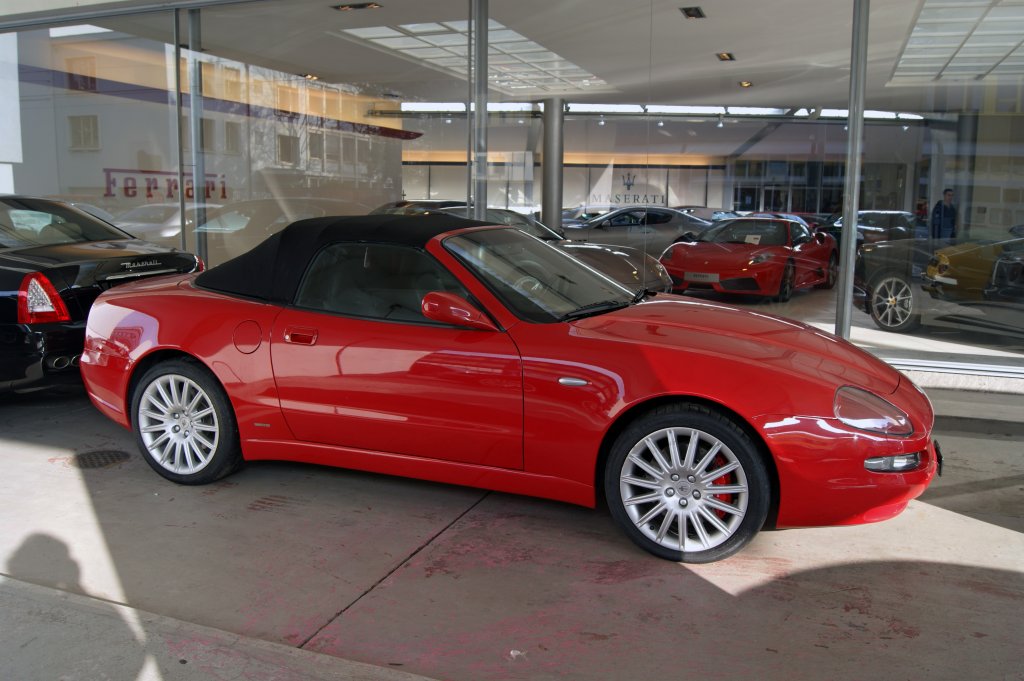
[
  {"left": 660, "top": 216, "right": 838, "bottom": 300},
  {"left": 81, "top": 215, "right": 938, "bottom": 563}
]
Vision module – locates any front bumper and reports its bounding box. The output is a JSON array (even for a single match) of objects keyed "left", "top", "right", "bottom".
[{"left": 667, "top": 265, "right": 780, "bottom": 296}]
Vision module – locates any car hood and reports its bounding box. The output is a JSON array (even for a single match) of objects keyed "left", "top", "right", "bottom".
[
  {"left": 571, "top": 296, "right": 903, "bottom": 395},
  {"left": 934, "top": 241, "right": 1002, "bottom": 261},
  {"left": 668, "top": 241, "right": 777, "bottom": 263}
]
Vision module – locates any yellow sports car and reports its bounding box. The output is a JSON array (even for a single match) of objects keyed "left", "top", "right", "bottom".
[{"left": 924, "top": 229, "right": 1024, "bottom": 302}]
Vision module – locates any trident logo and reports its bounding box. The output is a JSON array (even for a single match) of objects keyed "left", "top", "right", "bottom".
[{"left": 622, "top": 172, "right": 636, "bottom": 190}]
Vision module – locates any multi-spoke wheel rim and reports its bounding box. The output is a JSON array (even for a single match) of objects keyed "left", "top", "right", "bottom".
[
  {"left": 138, "top": 374, "right": 220, "bottom": 475},
  {"left": 827, "top": 256, "right": 838, "bottom": 287},
  {"left": 619, "top": 427, "right": 749, "bottom": 553},
  {"left": 872, "top": 276, "right": 913, "bottom": 328}
]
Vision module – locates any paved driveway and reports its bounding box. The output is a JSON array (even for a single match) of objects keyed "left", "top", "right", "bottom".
[{"left": 1, "top": 386, "right": 1021, "bottom": 681}]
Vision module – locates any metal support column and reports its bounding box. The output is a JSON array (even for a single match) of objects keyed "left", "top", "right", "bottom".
[
  {"left": 541, "top": 98, "right": 564, "bottom": 230},
  {"left": 955, "top": 112, "right": 978, "bottom": 241},
  {"left": 835, "top": 0, "right": 869, "bottom": 339},
  {"left": 471, "top": 0, "right": 488, "bottom": 220},
  {"left": 187, "top": 9, "right": 208, "bottom": 261}
]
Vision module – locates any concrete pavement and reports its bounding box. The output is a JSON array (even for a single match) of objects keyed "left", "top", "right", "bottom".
[{"left": 0, "top": 385, "right": 1021, "bottom": 681}]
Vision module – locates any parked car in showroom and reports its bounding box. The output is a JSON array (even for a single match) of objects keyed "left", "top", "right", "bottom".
[
  {"left": 856, "top": 227, "right": 1024, "bottom": 337},
  {"left": 0, "top": 195, "right": 202, "bottom": 393},
  {"left": 672, "top": 205, "right": 740, "bottom": 222},
  {"left": 373, "top": 201, "right": 672, "bottom": 292},
  {"left": 194, "top": 197, "right": 370, "bottom": 265},
  {"left": 81, "top": 214, "right": 938, "bottom": 563},
  {"left": 559, "top": 203, "right": 618, "bottom": 227},
  {"left": 563, "top": 206, "right": 712, "bottom": 256},
  {"left": 821, "top": 210, "right": 920, "bottom": 248},
  {"left": 660, "top": 216, "right": 838, "bottom": 301},
  {"left": 115, "top": 201, "right": 221, "bottom": 245}
]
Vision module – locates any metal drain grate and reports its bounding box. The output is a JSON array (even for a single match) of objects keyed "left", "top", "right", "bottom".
[{"left": 71, "top": 450, "right": 132, "bottom": 469}]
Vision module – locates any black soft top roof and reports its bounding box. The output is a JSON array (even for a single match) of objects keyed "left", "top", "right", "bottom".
[{"left": 195, "top": 213, "right": 491, "bottom": 303}]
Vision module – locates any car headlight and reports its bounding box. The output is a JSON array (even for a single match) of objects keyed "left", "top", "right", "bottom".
[
  {"left": 749, "top": 254, "right": 771, "bottom": 264},
  {"left": 833, "top": 386, "right": 913, "bottom": 436}
]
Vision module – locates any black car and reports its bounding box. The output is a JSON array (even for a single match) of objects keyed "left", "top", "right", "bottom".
[
  {"left": 823, "top": 210, "right": 922, "bottom": 249},
  {"left": 1, "top": 196, "right": 202, "bottom": 393}
]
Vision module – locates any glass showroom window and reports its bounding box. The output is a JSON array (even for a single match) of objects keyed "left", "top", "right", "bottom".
[{"left": 1, "top": 0, "right": 1020, "bottom": 379}]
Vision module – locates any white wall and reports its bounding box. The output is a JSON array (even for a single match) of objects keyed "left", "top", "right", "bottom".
[{"left": 0, "top": 33, "right": 22, "bottom": 166}]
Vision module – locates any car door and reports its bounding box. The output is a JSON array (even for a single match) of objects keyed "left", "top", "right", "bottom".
[
  {"left": 270, "top": 242, "right": 524, "bottom": 469},
  {"left": 789, "top": 221, "right": 829, "bottom": 287},
  {"left": 589, "top": 210, "right": 657, "bottom": 250}
]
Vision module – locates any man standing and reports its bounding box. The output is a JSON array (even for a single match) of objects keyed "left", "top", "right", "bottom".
[{"left": 931, "top": 188, "right": 957, "bottom": 240}]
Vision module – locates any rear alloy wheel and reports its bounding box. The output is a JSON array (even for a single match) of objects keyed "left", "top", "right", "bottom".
[
  {"left": 869, "top": 272, "right": 921, "bottom": 333},
  {"left": 131, "top": 359, "right": 242, "bottom": 484},
  {"left": 775, "top": 262, "right": 795, "bottom": 302},
  {"left": 605, "top": 404, "right": 770, "bottom": 563}
]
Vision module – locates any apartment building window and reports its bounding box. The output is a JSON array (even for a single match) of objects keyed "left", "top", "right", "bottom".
[
  {"left": 68, "top": 115, "right": 99, "bottom": 150},
  {"left": 277, "top": 133, "right": 299, "bottom": 165},
  {"left": 276, "top": 85, "right": 299, "bottom": 114},
  {"left": 201, "top": 118, "right": 217, "bottom": 153},
  {"left": 66, "top": 56, "right": 97, "bottom": 92},
  {"left": 225, "top": 121, "right": 242, "bottom": 154},
  {"left": 309, "top": 131, "right": 324, "bottom": 163},
  {"left": 325, "top": 133, "right": 341, "bottom": 164},
  {"left": 224, "top": 67, "right": 242, "bottom": 100}
]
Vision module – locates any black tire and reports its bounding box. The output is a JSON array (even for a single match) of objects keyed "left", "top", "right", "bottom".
[
  {"left": 604, "top": 403, "right": 770, "bottom": 563},
  {"left": 868, "top": 272, "right": 921, "bottom": 333},
  {"left": 816, "top": 252, "right": 838, "bottom": 289},
  {"left": 130, "top": 358, "right": 242, "bottom": 485},
  {"left": 775, "top": 262, "right": 795, "bottom": 302}
]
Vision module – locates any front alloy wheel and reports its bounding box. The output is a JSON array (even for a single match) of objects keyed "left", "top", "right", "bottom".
[
  {"left": 132, "top": 359, "right": 242, "bottom": 484},
  {"left": 869, "top": 273, "right": 920, "bottom": 332},
  {"left": 606, "top": 404, "right": 770, "bottom": 562},
  {"left": 775, "top": 262, "right": 795, "bottom": 302}
]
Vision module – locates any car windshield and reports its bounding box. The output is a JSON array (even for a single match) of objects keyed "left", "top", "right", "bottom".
[
  {"left": 118, "top": 204, "right": 179, "bottom": 224},
  {"left": 0, "top": 198, "right": 132, "bottom": 249},
  {"left": 698, "top": 219, "right": 788, "bottom": 246},
  {"left": 444, "top": 228, "right": 633, "bottom": 323}
]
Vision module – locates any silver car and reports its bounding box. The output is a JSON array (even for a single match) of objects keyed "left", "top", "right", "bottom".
[{"left": 564, "top": 206, "right": 712, "bottom": 256}]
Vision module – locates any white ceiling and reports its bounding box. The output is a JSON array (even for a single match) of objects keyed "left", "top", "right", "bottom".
[{"left": 57, "top": 0, "right": 1023, "bottom": 113}]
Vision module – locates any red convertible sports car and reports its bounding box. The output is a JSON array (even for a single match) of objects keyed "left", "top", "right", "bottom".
[
  {"left": 81, "top": 215, "right": 938, "bottom": 563},
  {"left": 660, "top": 216, "right": 838, "bottom": 300}
]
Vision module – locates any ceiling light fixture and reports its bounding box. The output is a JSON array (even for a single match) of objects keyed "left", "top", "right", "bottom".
[
  {"left": 332, "top": 2, "right": 382, "bottom": 11},
  {"left": 716, "top": 114, "right": 724, "bottom": 128},
  {"left": 716, "top": 52, "right": 735, "bottom": 62},
  {"left": 680, "top": 7, "right": 706, "bottom": 19},
  {"left": 301, "top": 73, "right": 320, "bottom": 81},
  {"left": 738, "top": 80, "right": 753, "bottom": 88},
  {"left": 657, "top": 120, "right": 664, "bottom": 127},
  {"left": 598, "top": 116, "right": 606, "bottom": 126}
]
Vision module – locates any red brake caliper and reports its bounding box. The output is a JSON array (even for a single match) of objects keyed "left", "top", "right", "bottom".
[{"left": 710, "top": 453, "right": 733, "bottom": 518}]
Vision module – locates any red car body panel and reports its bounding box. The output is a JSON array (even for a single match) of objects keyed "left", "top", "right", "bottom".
[
  {"left": 82, "top": 227, "right": 935, "bottom": 530},
  {"left": 661, "top": 229, "right": 836, "bottom": 296}
]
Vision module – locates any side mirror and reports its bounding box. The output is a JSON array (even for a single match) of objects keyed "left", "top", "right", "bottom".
[
  {"left": 815, "top": 232, "right": 827, "bottom": 244},
  {"left": 676, "top": 232, "right": 697, "bottom": 243},
  {"left": 595, "top": 220, "right": 609, "bottom": 230},
  {"left": 421, "top": 291, "right": 499, "bottom": 331}
]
